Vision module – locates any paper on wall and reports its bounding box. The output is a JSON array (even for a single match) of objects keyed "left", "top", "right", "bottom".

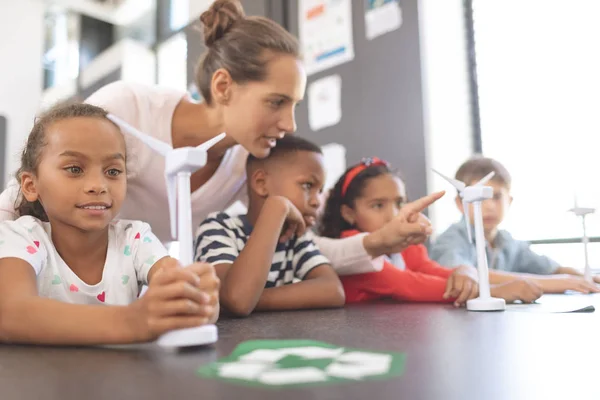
[
  {"left": 320, "top": 142, "right": 347, "bottom": 192},
  {"left": 365, "top": 0, "right": 402, "bottom": 40},
  {"left": 308, "top": 74, "right": 342, "bottom": 132},
  {"left": 299, "top": 0, "right": 355, "bottom": 76}
]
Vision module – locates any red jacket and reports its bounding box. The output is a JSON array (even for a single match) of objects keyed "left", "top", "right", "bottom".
[{"left": 340, "top": 230, "right": 454, "bottom": 303}]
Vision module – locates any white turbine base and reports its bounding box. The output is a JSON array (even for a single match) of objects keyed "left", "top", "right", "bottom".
[
  {"left": 466, "top": 297, "right": 506, "bottom": 312},
  {"left": 157, "top": 324, "right": 218, "bottom": 348}
]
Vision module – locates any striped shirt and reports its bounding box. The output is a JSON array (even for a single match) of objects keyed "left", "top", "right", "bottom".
[{"left": 194, "top": 212, "right": 330, "bottom": 287}]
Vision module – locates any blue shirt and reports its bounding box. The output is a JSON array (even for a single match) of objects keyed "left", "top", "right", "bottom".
[
  {"left": 429, "top": 218, "right": 559, "bottom": 275},
  {"left": 194, "top": 212, "right": 329, "bottom": 287}
]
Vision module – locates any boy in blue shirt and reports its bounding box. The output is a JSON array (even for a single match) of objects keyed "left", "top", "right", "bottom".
[{"left": 430, "top": 156, "right": 600, "bottom": 294}]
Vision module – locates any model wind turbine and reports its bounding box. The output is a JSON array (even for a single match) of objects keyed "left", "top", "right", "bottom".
[
  {"left": 432, "top": 169, "right": 506, "bottom": 311},
  {"left": 108, "top": 114, "right": 225, "bottom": 347},
  {"left": 568, "top": 196, "right": 595, "bottom": 283}
]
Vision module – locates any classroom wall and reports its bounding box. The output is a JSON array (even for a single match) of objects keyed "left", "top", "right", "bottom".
[
  {"left": 0, "top": 0, "right": 44, "bottom": 188},
  {"left": 283, "top": 0, "right": 474, "bottom": 234},
  {"left": 285, "top": 0, "right": 430, "bottom": 209}
]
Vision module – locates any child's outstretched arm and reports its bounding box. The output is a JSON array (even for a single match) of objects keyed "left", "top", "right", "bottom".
[
  {"left": 362, "top": 192, "right": 444, "bottom": 257},
  {"left": 516, "top": 243, "right": 600, "bottom": 285},
  {"left": 312, "top": 192, "right": 444, "bottom": 275},
  {"left": 489, "top": 279, "right": 542, "bottom": 303},
  {"left": 553, "top": 266, "right": 600, "bottom": 285},
  {"left": 0, "top": 257, "right": 215, "bottom": 345},
  {"left": 341, "top": 262, "right": 451, "bottom": 303},
  {"left": 486, "top": 241, "right": 600, "bottom": 294},
  {"left": 488, "top": 269, "right": 599, "bottom": 294}
]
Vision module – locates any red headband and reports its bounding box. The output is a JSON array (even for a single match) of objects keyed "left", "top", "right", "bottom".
[{"left": 341, "top": 157, "right": 390, "bottom": 197}]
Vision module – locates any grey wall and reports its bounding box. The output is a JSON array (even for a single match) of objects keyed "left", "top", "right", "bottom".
[{"left": 285, "top": 0, "right": 428, "bottom": 202}]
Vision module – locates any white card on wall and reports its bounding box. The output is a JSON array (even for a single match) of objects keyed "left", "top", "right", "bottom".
[
  {"left": 308, "top": 74, "right": 342, "bottom": 132},
  {"left": 365, "top": 0, "right": 402, "bottom": 40},
  {"left": 321, "top": 143, "right": 347, "bottom": 192},
  {"left": 299, "top": 0, "right": 355, "bottom": 76}
]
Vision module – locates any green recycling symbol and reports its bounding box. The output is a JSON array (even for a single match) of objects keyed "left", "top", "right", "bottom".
[{"left": 198, "top": 340, "right": 406, "bottom": 388}]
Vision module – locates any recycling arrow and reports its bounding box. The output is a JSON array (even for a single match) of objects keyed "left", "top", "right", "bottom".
[
  {"left": 197, "top": 340, "right": 406, "bottom": 388},
  {"left": 326, "top": 351, "right": 393, "bottom": 380}
]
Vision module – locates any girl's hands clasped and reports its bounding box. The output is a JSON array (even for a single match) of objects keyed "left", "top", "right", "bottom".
[{"left": 129, "top": 258, "right": 220, "bottom": 342}]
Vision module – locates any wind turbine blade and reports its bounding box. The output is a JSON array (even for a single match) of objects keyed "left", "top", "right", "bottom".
[
  {"left": 107, "top": 114, "right": 172, "bottom": 156},
  {"left": 431, "top": 168, "right": 466, "bottom": 191},
  {"left": 195, "top": 132, "right": 227, "bottom": 152},
  {"left": 166, "top": 174, "right": 178, "bottom": 240},
  {"left": 475, "top": 171, "right": 495, "bottom": 186},
  {"left": 463, "top": 199, "right": 472, "bottom": 243}
]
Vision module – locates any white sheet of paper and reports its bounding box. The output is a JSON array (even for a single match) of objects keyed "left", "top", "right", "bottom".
[
  {"left": 239, "top": 349, "right": 286, "bottom": 363},
  {"left": 299, "top": 0, "right": 355, "bottom": 75},
  {"left": 219, "top": 361, "right": 271, "bottom": 380},
  {"left": 259, "top": 367, "right": 328, "bottom": 385},
  {"left": 321, "top": 143, "right": 347, "bottom": 191},
  {"left": 336, "top": 351, "right": 392, "bottom": 365},
  {"left": 308, "top": 74, "right": 342, "bottom": 131},
  {"left": 326, "top": 352, "right": 392, "bottom": 379},
  {"left": 365, "top": 0, "right": 402, "bottom": 40},
  {"left": 506, "top": 294, "right": 597, "bottom": 313},
  {"left": 240, "top": 346, "right": 346, "bottom": 364},
  {"left": 506, "top": 303, "right": 595, "bottom": 313},
  {"left": 280, "top": 346, "right": 345, "bottom": 359},
  {"left": 327, "top": 362, "right": 388, "bottom": 380}
]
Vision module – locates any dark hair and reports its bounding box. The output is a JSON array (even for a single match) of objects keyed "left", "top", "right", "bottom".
[
  {"left": 320, "top": 163, "right": 393, "bottom": 239},
  {"left": 195, "top": 0, "right": 300, "bottom": 104},
  {"left": 15, "top": 102, "right": 113, "bottom": 221},
  {"left": 247, "top": 134, "right": 322, "bottom": 170},
  {"left": 455, "top": 155, "right": 512, "bottom": 190}
]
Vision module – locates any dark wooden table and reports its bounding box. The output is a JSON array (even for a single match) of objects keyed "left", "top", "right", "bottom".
[{"left": 1, "top": 302, "right": 599, "bottom": 400}]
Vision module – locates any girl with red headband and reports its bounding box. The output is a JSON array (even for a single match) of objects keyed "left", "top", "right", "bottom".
[{"left": 319, "top": 158, "right": 529, "bottom": 306}]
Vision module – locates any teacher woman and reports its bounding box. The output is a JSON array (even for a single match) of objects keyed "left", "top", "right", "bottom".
[{"left": 0, "top": 0, "right": 442, "bottom": 275}]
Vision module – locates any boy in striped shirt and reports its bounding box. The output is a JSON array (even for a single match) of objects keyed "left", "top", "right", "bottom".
[{"left": 194, "top": 136, "right": 345, "bottom": 316}]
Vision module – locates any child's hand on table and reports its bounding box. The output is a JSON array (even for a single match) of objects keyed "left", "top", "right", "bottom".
[
  {"left": 490, "top": 279, "right": 542, "bottom": 303},
  {"left": 444, "top": 265, "right": 479, "bottom": 307},
  {"left": 128, "top": 258, "right": 220, "bottom": 342},
  {"left": 538, "top": 275, "right": 600, "bottom": 294}
]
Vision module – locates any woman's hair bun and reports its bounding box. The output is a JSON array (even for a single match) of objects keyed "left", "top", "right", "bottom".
[{"left": 199, "top": 0, "right": 245, "bottom": 47}]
